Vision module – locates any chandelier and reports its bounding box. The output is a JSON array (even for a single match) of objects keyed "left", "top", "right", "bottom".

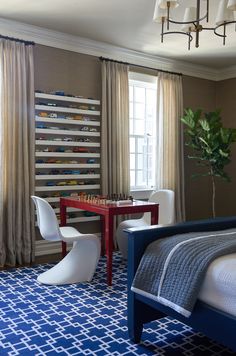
[{"left": 153, "top": 0, "right": 236, "bottom": 50}]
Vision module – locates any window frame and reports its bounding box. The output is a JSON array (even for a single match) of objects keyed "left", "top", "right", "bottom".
[{"left": 129, "top": 71, "right": 157, "bottom": 199}]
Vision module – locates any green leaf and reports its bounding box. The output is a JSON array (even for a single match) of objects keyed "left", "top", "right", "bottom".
[
  {"left": 199, "top": 119, "right": 210, "bottom": 131},
  {"left": 219, "top": 149, "right": 229, "bottom": 158},
  {"left": 198, "top": 137, "right": 209, "bottom": 146}
]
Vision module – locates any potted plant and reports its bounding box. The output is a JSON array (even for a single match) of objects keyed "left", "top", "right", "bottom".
[{"left": 181, "top": 108, "right": 236, "bottom": 218}]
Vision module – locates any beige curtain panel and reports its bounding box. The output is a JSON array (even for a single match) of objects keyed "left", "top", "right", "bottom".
[
  {"left": 156, "top": 71, "right": 185, "bottom": 222},
  {"left": 0, "top": 39, "right": 35, "bottom": 266},
  {"left": 101, "top": 60, "right": 130, "bottom": 197}
]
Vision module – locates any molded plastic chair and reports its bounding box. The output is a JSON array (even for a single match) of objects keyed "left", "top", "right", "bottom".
[
  {"left": 31, "top": 196, "right": 101, "bottom": 285},
  {"left": 116, "top": 189, "right": 175, "bottom": 259}
]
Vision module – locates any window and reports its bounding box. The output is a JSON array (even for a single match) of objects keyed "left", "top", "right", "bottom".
[{"left": 129, "top": 72, "right": 157, "bottom": 192}]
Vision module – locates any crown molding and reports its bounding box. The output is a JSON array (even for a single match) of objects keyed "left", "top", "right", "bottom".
[
  {"left": 216, "top": 64, "right": 236, "bottom": 81},
  {"left": 0, "top": 17, "right": 231, "bottom": 81}
]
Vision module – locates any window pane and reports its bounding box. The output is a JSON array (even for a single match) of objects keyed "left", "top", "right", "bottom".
[
  {"left": 130, "top": 153, "right": 135, "bottom": 170},
  {"left": 129, "top": 103, "right": 133, "bottom": 118},
  {"left": 130, "top": 170, "right": 135, "bottom": 187},
  {"left": 130, "top": 137, "right": 135, "bottom": 153},
  {"left": 134, "top": 103, "right": 145, "bottom": 119},
  {"left": 134, "top": 87, "right": 145, "bottom": 103},
  {"left": 137, "top": 138, "right": 145, "bottom": 153},
  {"left": 146, "top": 89, "right": 156, "bottom": 105},
  {"left": 137, "top": 170, "right": 146, "bottom": 187},
  {"left": 129, "top": 86, "right": 133, "bottom": 101},
  {"left": 130, "top": 118, "right": 134, "bottom": 135},
  {"left": 146, "top": 121, "right": 154, "bottom": 134},
  {"left": 134, "top": 119, "right": 144, "bottom": 135},
  {"left": 137, "top": 154, "right": 144, "bottom": 170}
]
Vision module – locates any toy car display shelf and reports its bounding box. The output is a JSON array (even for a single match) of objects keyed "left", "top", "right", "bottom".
[{"left": 35, "top": 91, "right": 101, "bottom": 224}]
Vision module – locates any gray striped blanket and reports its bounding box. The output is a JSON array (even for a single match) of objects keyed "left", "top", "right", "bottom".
[{"left": 131, "top": 228, "right": 236, "bottom": 317}]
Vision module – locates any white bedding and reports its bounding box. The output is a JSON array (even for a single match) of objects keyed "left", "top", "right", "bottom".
[{"left": 198, "top": 253, "right": 236, "bottom": 317}]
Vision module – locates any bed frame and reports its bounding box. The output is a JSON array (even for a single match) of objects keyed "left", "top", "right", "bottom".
[{"left": 126, "top": 216, "right": 236, "bottom": 352}]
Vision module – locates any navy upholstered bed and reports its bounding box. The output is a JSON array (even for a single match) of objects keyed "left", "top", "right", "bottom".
[{"left": 126, "top": 216, "right": 236, "bottom": 352}]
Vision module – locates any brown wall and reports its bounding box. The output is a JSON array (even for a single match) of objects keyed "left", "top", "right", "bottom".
[
  {"left": 215, "top": 78, "right": 236, "bottom": 218},
  {"left": 182, "top": 76, "right": 217, "bottom": 220},
  {"left": 34, "top": 45, "right": 101, "bottom": 100}
]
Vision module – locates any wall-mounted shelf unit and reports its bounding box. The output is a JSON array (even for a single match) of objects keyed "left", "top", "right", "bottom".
[{"left": 34, "top": 92, "right": 101, "bottom": 225}]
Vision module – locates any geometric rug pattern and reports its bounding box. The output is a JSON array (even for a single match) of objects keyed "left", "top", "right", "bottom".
[{"left": 0, "top": 253, "right": 234, "bottom": 355}]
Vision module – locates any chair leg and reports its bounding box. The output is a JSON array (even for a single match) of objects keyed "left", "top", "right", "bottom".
[{"left": 37, "top": 236, "right": 101, "bottom": 285}]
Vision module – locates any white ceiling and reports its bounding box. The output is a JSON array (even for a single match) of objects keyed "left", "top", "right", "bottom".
[{"left": 0, "top": 0, "right": 236, "bottom": 69}]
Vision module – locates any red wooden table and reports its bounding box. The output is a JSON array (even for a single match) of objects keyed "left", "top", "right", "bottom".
[{"left": 60, "top": 197, "right": 159, "bottom": 285}]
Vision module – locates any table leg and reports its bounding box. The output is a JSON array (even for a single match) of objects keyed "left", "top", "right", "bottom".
[
  {"left": 60, "top": 201, "right": 67, "bottom": 258},
  {"left": 105, "top": 214, "right": 114, "bottom": 286},
  {"left": 151, "top": 205, "right": 159, "bottom": 225},
  {"left": 100, "top": 215, "right": 105, "bottom": 256}
]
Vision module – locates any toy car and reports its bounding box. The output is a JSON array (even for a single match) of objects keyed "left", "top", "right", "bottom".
[
  {"left": 73, "top": 147, "right": 89, "bottom": 153},
  {"left": 89, "top": 128, "right": 97, "bottom": 132},
  {"left": 86, "top": 170, "right": 95, "bottom": 174},
  {"left": 67, "top": 180, "right": 77, "bottom": 185},
  {"left": 36, "top": 124, "right": 47, "bottom": 129},
  {"left": 52, "top": 90, "right": 65, "bottom": 96},
  {"left": 79, "top": 105, "right": 89, "bottom": 110},
  {"left": 63, "top": 137, "right": 73, "bottom": 142},
  {"left": 37, "top": 172, "right": 46, "bottom": 175},
  {"left": 49, "top": 126, "right": 60, "bottom": 130},
  {"left": 46, "top": 181, "right": 56, "bottom": 186},
  {"left": 87, "top": 159, "right": 95, "bottom": 164},
  {"left": 50, "top": 169, "right": 60, "bottom": 175},
  {"left": 73, "top": 115, "right": 83, "bottom": 120},
  {"left": 80, "top": 126, "right": 89, "bottom": 131},
  {"left": 55, "top": 147, "right": 65, "bottom": 152},
  {"left": 62, "top": 170, "right": 73, "bottom": 175},
  {"left": 77, "top": 138, "right": 90, "bottom": 142},
  {"left": 38, "top": 112, "right": 48, "bottom": 117},
  {"left": 36, "top": 159, "right": 44, "bottom": 163},
  {"left": 47, "top": 102, "right": 57, "bottom": 107},
  {"left": 56, "top": 181, "right": 67, "bottom": 186},
  {"left": 72, "top": 170, "right": 81, "bottom": 174},
  {"left": 49, "top": 113, "right": 57, "bottom": 118}
]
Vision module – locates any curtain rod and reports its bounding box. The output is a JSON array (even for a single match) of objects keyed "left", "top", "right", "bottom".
[
  {"left": 99, "top": 56, "right": 182, "bottom": 76},
  {"left": 0, "top": 34, "right": 35, "bottom": 46}
]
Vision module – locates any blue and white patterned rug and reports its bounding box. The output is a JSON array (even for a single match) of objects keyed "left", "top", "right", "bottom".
[{"left": 0, "top": 254, "right": 234, "bottom": 356}]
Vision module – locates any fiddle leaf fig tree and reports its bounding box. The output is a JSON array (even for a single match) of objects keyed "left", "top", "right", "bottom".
[{"left": 181, "top": 108, "right": 236, "bottom": 218}]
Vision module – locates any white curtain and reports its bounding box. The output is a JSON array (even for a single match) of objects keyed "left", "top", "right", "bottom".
[
  {"left": 0, "top": 39, "right": 35, "bottom": 266},
  {"left": 101, "top": 60, "right": 130, "bottom": 197},
  {"left": 156, "top": 71, "right": 185, "bottom": 222}
]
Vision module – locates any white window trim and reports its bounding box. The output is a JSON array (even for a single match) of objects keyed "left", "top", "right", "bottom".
[{"left": 129, "top": 71, "right": 157, "bottom": 197}]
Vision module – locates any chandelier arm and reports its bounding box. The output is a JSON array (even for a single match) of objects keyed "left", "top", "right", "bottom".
[
  {"left": 162, "top": 31, "right": 193, "bottom": 50},
  {"left": 196, "top": 0, "right": 200, "bottom": 48},
  {"left": 168, "top": 13, "right": 207, "bottom": 26},
  {"left": 214, "top": 21, "right": 236, "bottom": 38},
  {"left": 206, "top": 0, "right": 209, "bottom": 22}
]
